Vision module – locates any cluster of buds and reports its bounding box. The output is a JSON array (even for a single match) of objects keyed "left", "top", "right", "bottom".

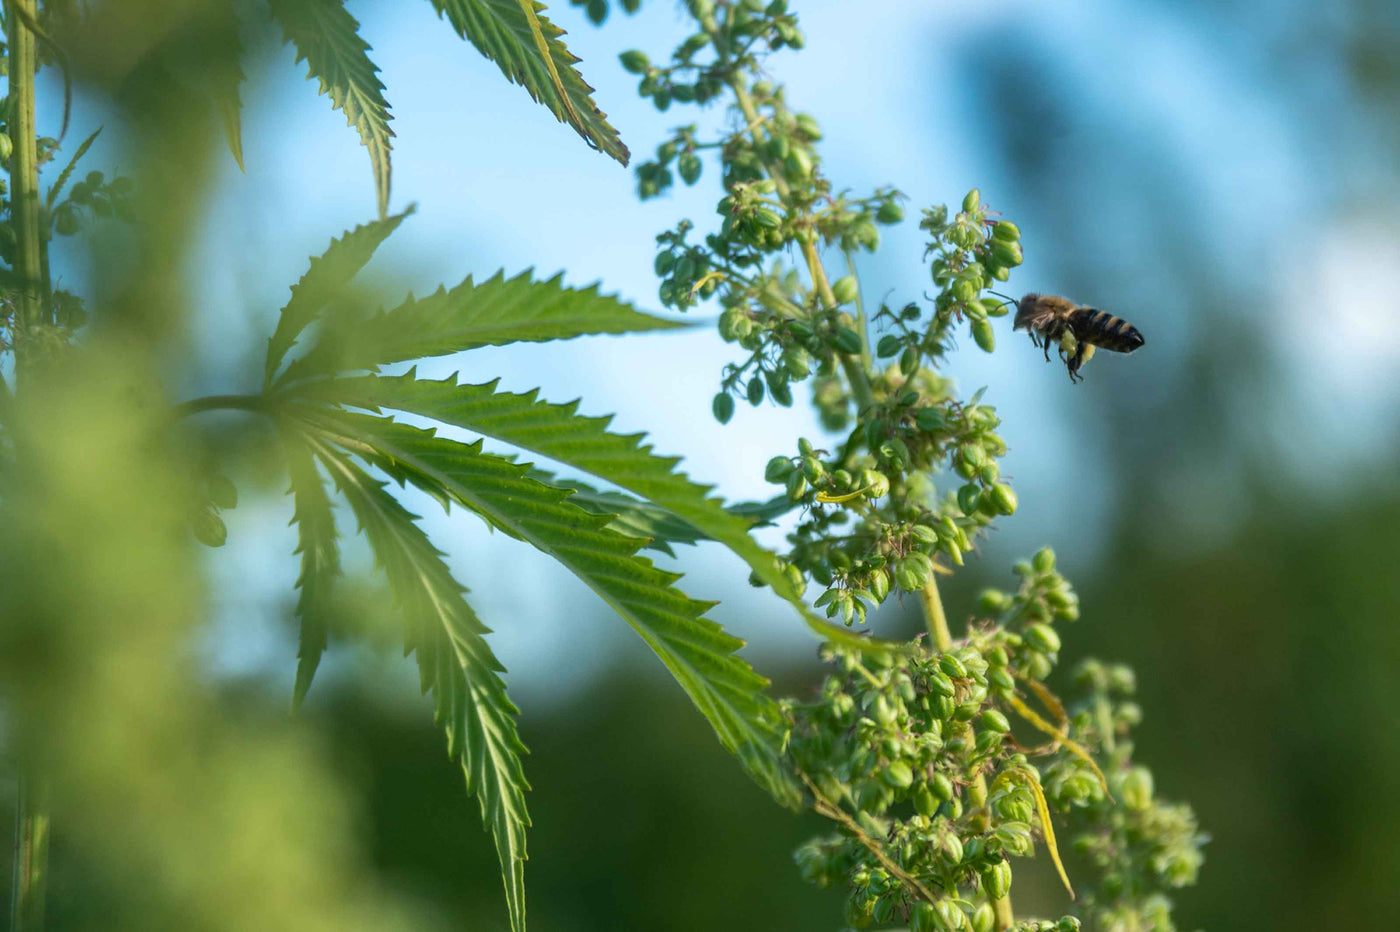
[{"left": 619, "top": 1, "right": 1205, "bottom": 928}]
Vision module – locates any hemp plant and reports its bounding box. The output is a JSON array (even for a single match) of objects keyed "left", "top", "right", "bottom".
[{"left": 612, "top": 1, "right": 1208, "bottom": 929}]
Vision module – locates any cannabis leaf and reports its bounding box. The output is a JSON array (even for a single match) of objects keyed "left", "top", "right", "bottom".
[
  {"left": 275, "top": 269, "right": 679, "bottom": 386},
  {"left": 426, "top": 0, "right": 628, "bottom": 164},
  {"left": 270, "top": 0, "right": 396, "bottom": 217},
  {"left": 281, "top": 432, "right": 341, "bottom": 710}
]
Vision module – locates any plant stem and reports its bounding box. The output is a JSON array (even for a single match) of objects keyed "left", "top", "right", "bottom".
[
  {"left": 8, "top": 0, "right": 45, "bottom": 375},
  {"left": 918, "top": 579, "right": 1014, "bottom": 929},
  {"left": 8, "top": 4, "right": 51, "bottom": 929},
  {"left": 9, "top": 774, "right": 49, "bottom": 932},
  {"left": 701, "top": 15, "right": 875, "bottom": 413},
  {"left": 171, "top": 393, "right": 269, "bottom": 420}
]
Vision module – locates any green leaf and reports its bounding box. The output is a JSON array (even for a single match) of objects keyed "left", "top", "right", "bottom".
[
  {"left": 281, "top": 430, "right": 341, "bottom": 709},
  {"left": 297, "top": 406, "right": 798, "bottom": 807},
  {"left": 264, "top": 209, "right": 412, "bottom": 387},
  {"left": 209, "top": 0, "right": 247, "bottom": 172},
  {"left": 535, "top": 472, "right": 795, "bottom": 557},
  {"left": 45, "top": 126, "right": 102, "bottom": 210},
  {"left": 275, "top": 270, "right": 679, "bottom": 385},
  {"left": 305, "top": 433, "right": 530, "bottom": 932},
  {"left": 270, "top": 0, "right": 395, "bottom": 217},
  {"left": 425, "top": 0, "right": 628, "bottom": 164},
  {"left": 290, "top": 372, "right": 905, "bottom": 648}
]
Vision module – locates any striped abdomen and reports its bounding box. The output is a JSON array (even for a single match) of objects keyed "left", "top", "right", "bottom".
[{"left": 1069, "top": 308, "right": 1145, "bottom": 353}]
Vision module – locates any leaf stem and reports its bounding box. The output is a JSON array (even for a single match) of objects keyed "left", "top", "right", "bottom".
[
  {"left": 701, "top": 14, "right": 874, "bottom": 413},
  {"left": 171, "top": 393, "right": 269, "bottom": 419}
]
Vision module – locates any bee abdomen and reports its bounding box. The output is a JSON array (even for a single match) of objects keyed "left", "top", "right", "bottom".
[{"left": 1071, "top": 308, "right": 1145, "bottom": 353}]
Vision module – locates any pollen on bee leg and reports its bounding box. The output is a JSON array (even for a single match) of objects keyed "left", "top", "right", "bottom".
[{"left": 1059, "top": 331, "right": 1078, "bottom": 354}]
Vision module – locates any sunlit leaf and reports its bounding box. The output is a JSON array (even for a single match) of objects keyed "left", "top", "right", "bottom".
[
  {"left": 264, "top": 209, "right": 412, "bottom": 386},
  {"left": 275, "top": 270, "right": 678, "bottom": 385},
  {"left": 305, "top": 434, "right": 531, "bottom": 932},
  {"left": 270, "top": 0, "right": 395, "bottom": 216},
  {"left": 297, "top": 406, "right": 798, "bottom": 807},
  {"left": 426, "top": 0, "right": 628, "bottom": 164}
]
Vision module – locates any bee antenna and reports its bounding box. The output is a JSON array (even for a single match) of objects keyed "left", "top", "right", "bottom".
[{"left": 987, "top": 290, "right": 1017, "bottom": 304}]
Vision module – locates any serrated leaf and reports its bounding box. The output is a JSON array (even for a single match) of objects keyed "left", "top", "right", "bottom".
[
  {"left": 270, "top": 0, "right": 395, "bottom": 216},
  {"left": 264, "top": 209, "right": 412, "bottom": 386},
  {"left": 209, "top": 0, "right": 247, "bottom": 171},
  {"left": 45, "top": 126, "right": 102, "bottom": 210},
  {"left": 305, "top": 433, "right": 530, "bottom": 932},
  {"left": 290, "top": 372, "right": 911, "bottom": 648},
  {"left": 275, "top": 270, "right": 679, "bottom": 385},
  {"left": 297, "top": 406, "right": 798, "bottom": 807},
  {"left": 281, "top": 430, "right": 341, "bottom": 709},
  {"left": 426, "top": 0, "right": 628, "bottom": 164}
]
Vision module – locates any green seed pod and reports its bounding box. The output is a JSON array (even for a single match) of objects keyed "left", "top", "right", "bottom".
[
  {"left": 746, "top": 376, "right": 766, "bottom": 406},
  {"left": 915, "top": 407, "right": 944, "bottom": 432},
  {"left": 927, "top": 669, "right": 956, "bottom": 698},
  {"left": 193, "top": 509, "right": 227, "bottom": 548},
  {"left": 770, "top": 379, "right": 793, "bottom": 407},
  {"left": 882, "top": 760, "right": 914, "bottom": 789},
  {"left": 782, "top": 563, "right": 806, "bottom": 598},
  {"left": 993, "top": 821, "right": 1033, "bottom": 856},
  {"left": 913, "top": 783, "right": 938, "bottom": 818},
  {"left": 938, "top": 654, "right": 967, "bottom": 679},
  {"left": 910, "top": 903, "right": 939, "bottom": 932},
  {"left": 992, "top": 220, "right": 1020, "bottom": 242},
  {"left": 834, "top": 327, "right": 863, "bottom": 354},
  {"left": 785, "top": 471, "right": 808, "bottom": 501},
  {"left": 782, "top": 348, "right": 811, "bottom": 379},
  {"left": 678, "top": 153, "right": 702, "bottom": 185},
  {"left": 868, "top": 567, "right": 890, "bottom": 601},
  {"left": 619, "top": 50, "right": 649, "bottom": 74},
  {"left": 910, "top": 523, "right": 938, "bottom": 544},
  {"left": 991, "top": 264, "right": 1010, "bottom": 282},
  {"left": 991, "top": 239, "right": 1023, "bottom": 267},
  {"left": 971, "top": 903, "right": 995, "bottom": 932},
  {"left": 767, "top": 134, "right": 791, "bottom": 160},
  {"left": 927, "top": 771, "right": 954, "bottom": 803},
  {"left": 831, "top": 275, "right": 859, "bottom": 304},
  {"left": 977, "top": 589, "right": 1010, "bottom": 613},
  {"left": 586, "top": 0, "right": 607, "bottom": 23},
  {"left": 764, "top": 456, "right": 793, "bottom": 483},
  {"left": 876, "top": 334, "right": 902, "bottom": 357},
  {"left": 872, "top": 693, "right": 896, "bottom": 726},
  {"left": 939, "top": 830, "right": 964, "bottom": 865},
  {"left": 784, "top": 148, "right": 813, "bottom": 181},
  {"left": 980, "top": 859, "right": 1013, "bottom": 900},
  {"left": 0, "top": 134, "right": 12, "bottom": 163},
  {"left": 1121, "top": 766, "right": 1154, "bottom": 811},
  {"left": 936, "top": 897, "right": 966, "bottom": 931},
  {"left": 896, "top": 554, "right": 930, "bottom": 591},
  {"left": 653, "top": 88, "right": 672, "bottom": 111},
  {"left": 952, "top": 276, "right": 978, "bottom": 303},
  {"left": 653, "top": 251, "right": 675, "bottom": 276},
  {"left": 988, "top": 667, "right": 1015, "bottom": 695},
  {"left": 1025, "top": 622, "right": 1061, "bottom": 654},
  {"left": 979, "top": 709, "right": 1010, "bottom": 733},
  {"left": 972, "top": 319, "right": 996, "bottom": 353},
  {"left": 957, "top": 483, "right": 981, "bottom": 516},
  {"left": 712, "top": 392, "right": 735, "bottom": 424},
  {"left": 1032, "top": 547, "right": 1056, "bottom": 573},
  {"left": 990, "top": 482, "right": 1018, "bottom": 515},
  {"left": 876, "top": 201, "right": 904, "bottom": 224},
  {"left": 899, "top": 345, "right": 920, "bottom": 376},
  {"left": 962, "top": 188, "right": 981, "bottom": 213},
  {"left": 795, "top": 113, "right": 822, "bottom": 139}
]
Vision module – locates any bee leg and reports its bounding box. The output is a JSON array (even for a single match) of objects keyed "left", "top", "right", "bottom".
[{"left": 1067, "top": 342, "right": 1087, "bottom": 383}]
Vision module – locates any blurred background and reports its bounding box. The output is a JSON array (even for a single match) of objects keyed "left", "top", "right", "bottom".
[{"left": 7, "top": 0, "right": 1400, "bottom": 929}]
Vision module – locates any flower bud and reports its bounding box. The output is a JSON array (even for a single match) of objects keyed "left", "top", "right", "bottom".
[
  {"left": 938, "top": 654, "right": 967, "bottom": 679},
  {"left": 1121, "top": 766, "right": 1154, "bottom": 811},
  {"left": 972, "top": 319, "right": 996, "bottom": 353},
  {"left": 876, "top": 334, "right": 902, "bottom": 357},
  {"left": 876, "top": 201, "right": 904, "bottom": 224},
  {"left": 979, "top": 709, "right": 1010, "bottom": 733},
  {"left": 678, "top": 153, "right": 702, "bottom": 185},
  {"left": 832, "top": 275, "right": 859, "bottom": 304},
  {"left": 1032, "top": 546, "right": 1055, "bottom": 573},
  {"left": 834, "top": 327, "right": 863, "bottom": 354},
  {"left": 992, "top": 220, "right": 1020, "bottom": 242},
  {"left": 980, "top": 859, "right": 1013, "bottom": 900},
  {"left": 711, "top": 389, "right": 733, "bottom": 419},
  {"left": 971, "top": 903, "right": 995, "bottom": 932},
  {"left": 881, "top": 760, "right": 914, "bottom": 789},
  {"left": 962, "top": 188, "right": 981, "bottom": 213},
  {"left": 990, "top": 482, "right": 1018, "bottom": 515},
  {"left": 764, "top": 456, "right": 793, "bottom": 483},
  {"left": 1025, "top": 622, "right": 1061, "bottom": 654},
  {"left": 619, "top": 50, "right": 650, "bottom": 74},
  {"left": 785, "top": 472, "right": 808, "bottom": 501}
]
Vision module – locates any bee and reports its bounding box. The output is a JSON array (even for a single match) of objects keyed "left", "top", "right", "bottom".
[{"left": 1011, "top": 293, "right": 1144, "bottom": 383}]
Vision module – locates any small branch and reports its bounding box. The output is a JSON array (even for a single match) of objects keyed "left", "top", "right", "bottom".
[
  {"left": 171, "top": 393, "right": 269, "bottom": 420},
  {"left": 8, "top": 0, "right": 46, "bottom": 376},
  {"left": 798, "top": 771, "right": 939, "bottom": 907}
]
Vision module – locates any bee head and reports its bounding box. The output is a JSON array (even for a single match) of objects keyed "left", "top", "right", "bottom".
[{"left": 1012, "top": 293, "right": 1040, "bottom": 331}]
